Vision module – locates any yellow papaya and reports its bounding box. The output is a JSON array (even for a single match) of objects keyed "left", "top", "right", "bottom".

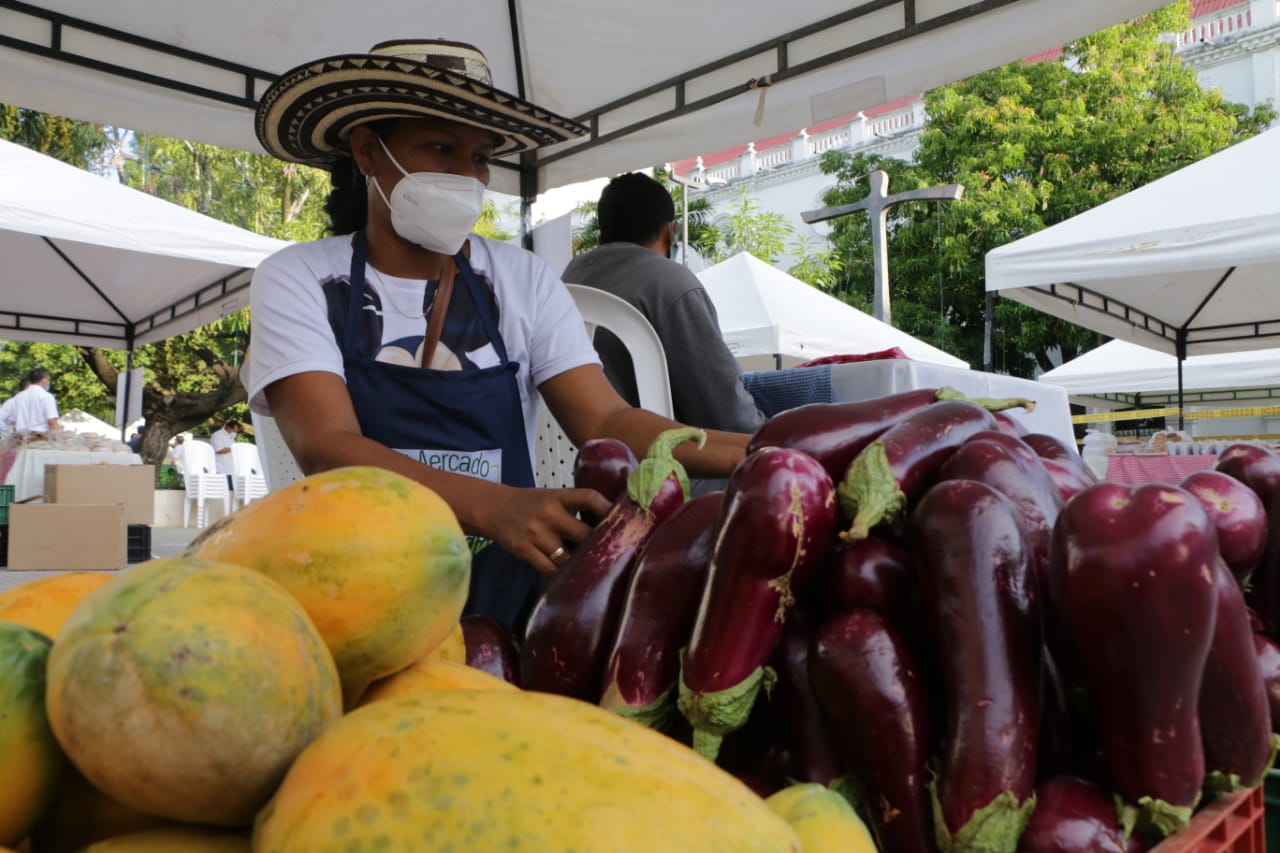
[
  {"left": 429, "top": 620, "right": 466, "bottom": 663},
  {"left": 0, "top": 622, "right": 64, "bottom": 847},
  {"left": 765, "top": 783, "right": 879, "bottom": 853},
  {"left": 80, "top": 827, "right": 250, "bottom": 851},
  {"left": 45, "top": 558, "right": 342, "bottom": 827},
  {"left": 255, "top": 690, "right": 802, "bottom": 852},
  {"left": 359, "top": 656, "right": 516, "bottom": 706},
  {"left": 0, "top": 572, "right": 112, "bottom": 639},
  {"left": 185, "top": 465, "right": 470, "bottom": 705}
]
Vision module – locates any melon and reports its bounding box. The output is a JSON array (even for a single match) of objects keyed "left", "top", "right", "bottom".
[
  {"left": 185, "top": 466, "right": 470, "bottom": 705},
  {"left": 0, "top": 572, "right": 113, "bottom": 638},
  {"left": 0, "top": 622, "right": 64, "bottom": 847},
  {"left": 45, "top": 558, "right": 342, "bottom": 827}
]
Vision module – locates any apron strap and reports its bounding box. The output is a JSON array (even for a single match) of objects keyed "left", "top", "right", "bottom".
[
  {"left": 420, "top": 256, "right": 457, "bottom": 368},
  {"left": 343, "top": 231, "right": 370, "bottom": 361},
  {"left": 453, "top": 251, "right": 511, "bottom": 365}
]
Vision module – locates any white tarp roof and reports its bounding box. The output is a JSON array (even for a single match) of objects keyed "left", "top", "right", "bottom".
[
  {"left": 0, "top": 0, "right": 1168, "bottom": 197},
  {"left": 986, "top": 126, "right": 1280, "bottom": 358},
  {"left": 1038, "top": 338, "right": 1280, "bottom": 406},
  {"left": 697, "top": 252, "right": 968, "bottom": 371},
  {"left": 0, "top": 138, "right": 289, "bottom": 348}
]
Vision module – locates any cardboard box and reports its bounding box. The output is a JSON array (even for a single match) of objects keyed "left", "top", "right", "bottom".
[
  {"left": 44, "top": 464, "right": 155, "bottom": 525},
  {"left": 7, "top": 503, "right": 127, "bottom": 571}
]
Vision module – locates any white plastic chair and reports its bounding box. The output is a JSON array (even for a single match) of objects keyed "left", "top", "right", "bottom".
[
  {"left": 182, "top": 439, "right": 231, "bottom": 528},
  {"left": 229, "top": 442, "right": 269, "bottom": 509},
  {"left": 535, "top": 284, "right": 674, "bottom": 489},
  {"left": 250, "top": 410, "right": 305, "bottom": 492}
]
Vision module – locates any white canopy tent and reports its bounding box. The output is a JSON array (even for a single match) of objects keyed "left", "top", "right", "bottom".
[
  {"left": 0, "top": 138, "right": 289, "bottom": 349},
  {"left": 986, "top": 126, "right": 1280, "bottom": 360},
  {"left": 0, "top": 0, "right": 1168, "bottom": 200},
  {"left": 697, "top": 252, "right": 967, "bottom": 371},
  {"left": 1038, "top": 339, "right": 1280, "bottom": 409}
]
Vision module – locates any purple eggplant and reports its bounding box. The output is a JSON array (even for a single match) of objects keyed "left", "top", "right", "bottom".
[
  {"left": 1181, "top": 469, "right": 1268, "bottom": 586},
  {"left": 574, "top": 437, "right": 639, "bottom": 526},
  {"left": 1047, "top": 482, "right": 1219, "bottom": 838},
  {"left": 912, "top": 480, "right": 1041, "bottom": 849},
  {"left": 810, "top": 608, "right": 938, "bottom": 853},
  {"left": 459, "top": 615, "right": 520, "bottom": 685},
  {"left": 839, "top": 400, "right": 1001, "bottom": 540},
  {"left": 1253, "top": 632, "right": 1280, "bottom": 734},
  {"left": 748, "top": 387, "right": 1035, "bottom": 485},
  {"left": 937, "top": 430, "right": 1063, "bottom": 579},
  {"left": 1200, "top": 556, "right": 1276, "bottom": 794},
  {"left": 598, "top": 491, "right": 722, "bottom": 730},
  {"left": 677, "top": 447, "right": 837, "bottom": 760},
  {"left": 822, "top": 537, "right": 915, "bottom": 628},
  {"left": 768, "top": 614, "right": 844, "bottom": 786},
  {"left": 1216, "top": 445, "right": 1280, "bottom": 634},
  {"left": 521, "top": 428, "right": 701, "bottom": 700},
  {"left": 992, "top": 410, "right": 1029, "bottom": 437},
  {"left": 1017, "top": 775, "right": 1150, "bottom": 853}
]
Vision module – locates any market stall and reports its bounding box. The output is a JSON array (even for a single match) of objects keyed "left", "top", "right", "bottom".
[{"left": 0, "top": 447, "right": 142, "bottom": 502}]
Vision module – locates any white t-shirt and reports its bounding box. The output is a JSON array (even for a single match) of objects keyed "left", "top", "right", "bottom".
[
  {"left": 210, "top": 428, "right": 236, "bottom": 476},
  {"left": 10, "top": 384, "right": 58, "bottom": 434},
  {"left": 246, "top": 234, "right": 599, "bottom": 467}
]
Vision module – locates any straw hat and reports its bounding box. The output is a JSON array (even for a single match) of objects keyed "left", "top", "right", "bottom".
[{"left": 255, "top": 38, "right": 588, "bottom": 167}]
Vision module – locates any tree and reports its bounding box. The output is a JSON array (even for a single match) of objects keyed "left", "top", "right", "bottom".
[
  {"left": 820, "top": 1, "right": 1276, "bottom": 374},
  {"left": 702, "top": 187, "right": 796, "bottom": 265},
  {"left": 570, "top": 167, "right": 715, "bottom": 256}
]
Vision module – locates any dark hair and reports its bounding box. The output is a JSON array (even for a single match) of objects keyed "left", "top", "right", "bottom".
[
  {"left": 324, "top": 119, "right": 396, "bottom": 235},
  {"left": 25, "top": 367, "right": 50, "bottom": 386},
  {"left": 223, "top": 419, "right": 241, "bottom": 430},
  {"left": 597, "top": 172, "right": 676, "bottom": 245}
]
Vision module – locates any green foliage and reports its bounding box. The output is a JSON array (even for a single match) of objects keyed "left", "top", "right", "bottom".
[
  {"left": 570, "top": 168, "right": 716, "bottom": 257},
  {"left": 0, "top": 105, "right": 109, "bottom": 168},
  {"left": 821, "top": 0, "right": 1276, "bottom": 375},
  {"left": 702, "top": 187, "right": 795, "bottom": 265}
]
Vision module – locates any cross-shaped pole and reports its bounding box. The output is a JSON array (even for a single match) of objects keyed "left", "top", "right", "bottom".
[{"left": 802, "top": 170, "right": 963, "bottom": 325}]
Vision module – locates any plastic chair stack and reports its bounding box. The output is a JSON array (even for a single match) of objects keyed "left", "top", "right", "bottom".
[
  {"left": 181, "top": 439, "right": 231, "bottom": 528},
  {"left": 229, "top": 442, "right": 269, "bottom": 509},
  {"left": 250, "top": 411, "right": 304, "bottom": 492},
  {"left": 534, "top": 284, "right": 674, "bottom": 489}
]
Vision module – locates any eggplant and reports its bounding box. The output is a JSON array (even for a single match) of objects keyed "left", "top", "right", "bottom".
[
  {"left": 747, "top": 387, "right": 1034, "bottom": 485},
  {"left": 677, "top": 447, "right": 837, "bottom": 760},
  {"left": 937, "top": 430, "right": 1063, "bottom": 579},
  {"left": 715, "top": 701, "right": 794, "bottom": 799},
  {"left": 1017, "top": 775, "right": 1150, "bottom": 853},
  {"left": 574, "top": 438, "right": 639, "bottom": 526},
  {"left": 912, "top": 480, "right": 1040, "bottom": 851},
  {"left": 1215, "top": 445, "right": 1280, "bottom": 634},
  {"left": 598, "top": 491, "right": 722, "bottom": 729},
  {"left": 992, "top": 410, "right": 1029, "bottom": 437},
  {"left": 767, "top": 614, "right": 844, "bottom": 786},
  {"left": 809, "top": 608, "right": 937, "bottom": 853},
  {"left": 459, "top": 615, "right": 520, "bottom": 685},
  {"left": 521, "top": 428, "right": 702, "bottom": 701},
  {"left": 1254, "top": 631, "right": 1280, "bottom": 734},
  {"left": 1200, "top": 556, "right": 1276, "bottom": 794},
  {"left": 838, "top": 400, "right": 1001, "bottom": 540},
  {"left": 1022, "top": 433, "right": 1097, "bottom": 502},
  {"left": 1180, "top": 469, "right": 1268, "bottom": 587},
  {"left": 822, "top": 537, "right": 916, "bottom": 629},
  {"left": 1037, "top": 645, "right": 1075, "bottom": 782},
  {"left": 1047, "top": 482, "right": 1219, "bottom": 838}
]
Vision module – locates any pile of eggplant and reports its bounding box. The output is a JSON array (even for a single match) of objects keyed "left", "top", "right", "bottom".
[{"left": 487, "top": 388, "right": 1280, "bottom": 853}]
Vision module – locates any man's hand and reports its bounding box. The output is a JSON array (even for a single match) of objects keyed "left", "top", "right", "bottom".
[{"left": 481, "top": 486, "right": 613, "bottom": 577}]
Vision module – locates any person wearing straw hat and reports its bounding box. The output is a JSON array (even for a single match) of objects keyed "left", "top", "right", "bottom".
[{"left": 248, "top": 39, "right": 749, "bottom": 631}]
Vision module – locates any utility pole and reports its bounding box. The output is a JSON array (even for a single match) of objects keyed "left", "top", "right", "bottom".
[
  {"left": 669, "top": 172, "right": 702, "bottom": 267},
  {"left": 802, "top": 170, "right": 963, "bottom": 325}
]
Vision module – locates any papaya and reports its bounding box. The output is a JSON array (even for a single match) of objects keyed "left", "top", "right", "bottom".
[
  {"left": 765, "top": 783, "right": 878, "bottom": 853},
  {"left": 358, "top": 655, "right": 517, "bottom": 706},
  {"left": 0, "top": 572, "right": 113, "bottom": 638},
  {"left": 80, "top": 828, "right": 250, "bottom": 851},
  {"left": 429, "top": 620, "right": 466, "bottom": 663},
  {"left": 45, "top": 558, "right": 342, "bottom": 827},
  {"left": 0, "top": 622, "right": 64, "bottom": 847},
  {"left": 185, "top": 465, "right": 470, "bottom": 705},
  {"left": 254, "top": 690, "right": 802, "bottom": 852}
]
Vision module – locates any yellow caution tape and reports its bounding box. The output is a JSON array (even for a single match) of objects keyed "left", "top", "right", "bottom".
[{"left": 1072, "top": 405, "right": 1280, "bottom": 425}]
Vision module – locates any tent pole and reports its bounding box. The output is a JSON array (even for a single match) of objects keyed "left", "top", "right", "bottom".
[
  {"left": 1176, "top": 330, "right": 1188, "bottom": 432},
  {"left": 121, "top": 348, "right": 133, "bottom": 443},
  {"left": 519, "top": 151, "right": 537, "bottom": 251}
]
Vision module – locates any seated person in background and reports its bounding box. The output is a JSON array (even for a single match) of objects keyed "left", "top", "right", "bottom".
[{"left": 563, "top": 173, "right": 765, "bottom": 435}]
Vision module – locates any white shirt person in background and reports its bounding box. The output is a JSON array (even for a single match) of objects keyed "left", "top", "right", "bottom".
[
  {"left": 10, "top": 368, "right": 59, "bottom": 436},
  {"left": 0, "top": 376, "right": 31, "bottom": 436},
  {"left": 209, "top": 419, "right": 241, "bottom": 488}
]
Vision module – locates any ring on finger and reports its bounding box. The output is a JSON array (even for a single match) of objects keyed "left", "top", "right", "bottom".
[{"left": 548, "top": 545, "right": 568, "bottom": 565}]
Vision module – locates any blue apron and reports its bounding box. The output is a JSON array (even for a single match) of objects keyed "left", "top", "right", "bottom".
[{"left": 341, "top": 232, "right": 547, "bottom": 632}]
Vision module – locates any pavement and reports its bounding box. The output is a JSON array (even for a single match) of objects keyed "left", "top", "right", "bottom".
[{"left": 0, "top": 526, "right": 202, "bottom": 593}]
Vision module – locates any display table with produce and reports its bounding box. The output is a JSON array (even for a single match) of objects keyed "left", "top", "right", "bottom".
[{"left": 1105, "top": 453, "right": 1217, "bottom": 485}]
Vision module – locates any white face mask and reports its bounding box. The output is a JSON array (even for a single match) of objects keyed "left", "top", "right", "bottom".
[{"left": 369, "top": 137, "right": 486, "bottom": 254}]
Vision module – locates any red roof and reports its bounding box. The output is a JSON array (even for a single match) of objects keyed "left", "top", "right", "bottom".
[{"left": 1191, "top": 0, "right": 1248, "bottom": 17}]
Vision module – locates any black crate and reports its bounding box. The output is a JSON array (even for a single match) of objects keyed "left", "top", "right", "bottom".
[
  {"left": 127, "top": 524, "right": 152, "bottom": 564},
  {"left": 0, "top": 524, "right": 7, "bottom": 567}
]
